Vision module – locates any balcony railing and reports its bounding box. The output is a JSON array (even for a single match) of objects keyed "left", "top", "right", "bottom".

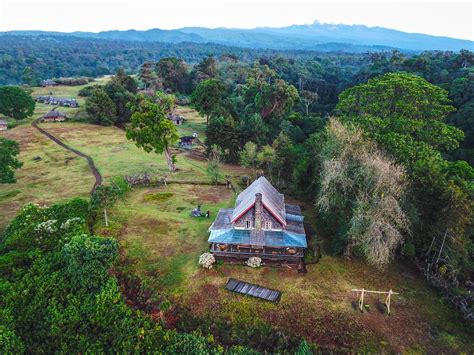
[{"left": 210, "top": 243, "right": 303, "bottom": 257}]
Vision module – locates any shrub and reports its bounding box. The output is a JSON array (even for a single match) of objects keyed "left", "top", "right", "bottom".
[
  {"left": 246, "top": 257, "right": 262, "bottom": 268},
  {"left": 54, "top": 77, "right": 90, "bottom": 86},
  {"left": 78, "top": 85, "right": 103, "bottom": 97},
  {"left": 2, "top": 200, "right": 89, "bottom": 253},
  {"left": 402, "top": 241, "right": 416, "bottom": 259},
  {"left": 199, "top": 253, "right": 215, "bottom": 269},
  {"left": 62, "top": 234, "right": 119, "bottom": 291}
]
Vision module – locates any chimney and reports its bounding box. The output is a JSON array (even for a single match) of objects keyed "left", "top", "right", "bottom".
[{"left": 254, "top": 193, "right": 263, "bottom": 230}]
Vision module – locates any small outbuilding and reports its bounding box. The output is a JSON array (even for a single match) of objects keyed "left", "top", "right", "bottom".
[
  {"left": 0, "top": 119, "right": 7, "bottom": 131},
  {"left": 43, "top": 110, "right": 66, "bottom": 122},
  {"left": 167, "top": 113, "right": 185, "bottom": 125},
  {"left": 179, "top": 136, "right": 196, "bottom": 148}
]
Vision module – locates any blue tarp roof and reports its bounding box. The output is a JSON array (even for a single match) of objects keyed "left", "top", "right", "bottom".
[{"left": 209, "top": 229, "right": 307, "bottom": 248}]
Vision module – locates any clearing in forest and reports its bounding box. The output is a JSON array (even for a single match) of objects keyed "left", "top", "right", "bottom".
[{"left": 103, "top": 182, "right": 472, "bottom": 353}]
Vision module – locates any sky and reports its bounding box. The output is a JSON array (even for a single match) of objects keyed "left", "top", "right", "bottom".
[{"left": 0, "top": 0, "right": 472, "bottom": 40}]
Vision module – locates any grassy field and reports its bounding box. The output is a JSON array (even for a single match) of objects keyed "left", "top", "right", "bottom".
[
  {"left": 0, "top": 80, "right": 104, "bottom": 231},
  {"left": 0, "top": 125, "right": 94, "bottom": 232},
  {"left": 42, "top": 121, "right": 211, "bottom": 183},
  {"left": 97, "top": 184, "right": 235, "bottom": 292},
  {"left": 101, "top": 183, "right": 473, "bottom": 353}
]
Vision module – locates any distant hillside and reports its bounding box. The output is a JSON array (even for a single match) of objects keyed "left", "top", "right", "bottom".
[
  {"left": 3, "top": 21, "right": 472, "bottom": 52},
  {"left": 2, "top": 28, "right": 205, "bottom": 44},
  {"left": 1, "top": 29, "right": 396, "bottom": 53}
]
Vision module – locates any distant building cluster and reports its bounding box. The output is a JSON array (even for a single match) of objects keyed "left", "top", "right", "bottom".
[{"left": 36, "top": 96, "right": 79, "bottom": 108}]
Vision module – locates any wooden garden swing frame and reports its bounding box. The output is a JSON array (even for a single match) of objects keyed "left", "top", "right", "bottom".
[{"left": 351, "top": 288, "right": 399, "bottom": 315}]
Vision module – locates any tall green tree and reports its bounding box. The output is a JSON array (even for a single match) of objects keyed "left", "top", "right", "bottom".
[
  {"left": 244, "top": 65, "right": 299, "bottom": 121},
  {"left": 0, "top": 137, "right": 23, "bottom": 183},
  {"left": 153, "top": 91, "right": 176, "bottom": 114},
  {"left": 126, "top": 95, "right": 179, "bottom": 171},
  {"left": 0, "top": 86, "right": 35, "bottom": 120},
  {"left": 112, "top": 68, "right": 138, "bottom": 93},
  {"left": 337, "top": 72, "right": 461, "bottom": 154},
  {"left": 104, "top": 81, "right": 134, "bottom": 124},
  {"left": 239, "top": 141, "right": 259, "bottom": 173},
  {"left": 139, "top": 62, "right": 161, "bottom": 90},
  {"left": 192, "top": 56, "right": 218, "bottom": 84},
  {"left": 85, "top": 88, "right": 117, "bottom": 125},
  {"left": 205, "top": 114, "right": 240, "bottom": 162},
  {"left": 191, "top": 78, "right": 226, "bottom": 126},
  {"left": 156, "top": 57, "right": 189, "bottom": 93},
  {"left": 21, "top": 66, "right": 35, "bottom": 86}
]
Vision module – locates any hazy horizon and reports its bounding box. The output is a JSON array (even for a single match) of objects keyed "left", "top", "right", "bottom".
[
  {"left": 1, "top": 0, "right": 472, "bottom": 41},
  {"left": 3, "top": 20, "right": 473, "bottom": 42}
]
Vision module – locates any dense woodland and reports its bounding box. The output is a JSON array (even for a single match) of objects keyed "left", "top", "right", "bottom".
[
  {"left": 0, "top": 38, "right": 473, "bottom": 351},
  {"left": 0, "top": 35, "right": 331, "bottom": 84},
  {"left": 1, "top": 36, "right": 472, "bottom": 163}
]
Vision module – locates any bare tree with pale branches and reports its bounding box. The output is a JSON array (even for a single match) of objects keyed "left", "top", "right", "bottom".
[{"left": 316, "top": 118, "right": 410, "bottom": 269}]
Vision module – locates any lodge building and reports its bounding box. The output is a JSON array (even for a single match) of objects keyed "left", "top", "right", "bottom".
[{"left": 208, "top": 177, "right": 307, "bottom": 263}]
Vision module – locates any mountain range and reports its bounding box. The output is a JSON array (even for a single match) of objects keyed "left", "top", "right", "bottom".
[{"left": 2, "top": 21, "right": 472, "bottom": 52}]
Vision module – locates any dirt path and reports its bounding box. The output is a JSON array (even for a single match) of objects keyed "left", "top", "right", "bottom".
[{"left": 32, "top": 117, "right": 103, "bottom": 192}]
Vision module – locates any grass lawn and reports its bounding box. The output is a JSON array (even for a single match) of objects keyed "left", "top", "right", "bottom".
[
  {"left": 0, "top": 125, "right": 93, "bottom": 233},
  {"left": 101, "top": 184, "right": 473, "bottom": 353},
  {"left": 97, "top": 184, "right": 235, "bottom": 293},
  {"left": 41, "top": 105, "right": 224, "bottom": 183},
  {"left": 41, "top": 123, "right": 209, "bottom": 183}
]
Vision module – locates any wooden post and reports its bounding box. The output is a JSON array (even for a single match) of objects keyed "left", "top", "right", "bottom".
[
  {"left": 385, "top": 289, "right": 392, "bottom": 315},
  {"left": 359, "top": 288, "right": 365, "bottom": 312}
]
